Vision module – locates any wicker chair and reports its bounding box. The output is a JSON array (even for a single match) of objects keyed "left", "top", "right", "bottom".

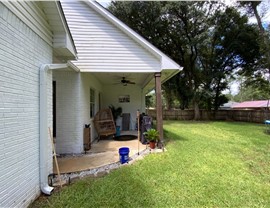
[{"left": 93, "top": 108, "right": 116, "bottom": 141}]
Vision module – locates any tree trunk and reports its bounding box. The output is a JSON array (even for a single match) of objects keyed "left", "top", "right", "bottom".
[
  {"left": 194, "top": 101, "right": 200, "bottom": 120},
  {"left": 164, "top": 90, "right": 173, "bottom": 110},
  {"left": 252, "top": 3, "right": 270, "bottom": 70},
  {"left": 252, "top": 3, "right": 264, "bottom": 33}
]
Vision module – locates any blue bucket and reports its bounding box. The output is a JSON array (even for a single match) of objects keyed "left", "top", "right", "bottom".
[{"left": 119, "top": 147, "right": 130, "bottom": 164}]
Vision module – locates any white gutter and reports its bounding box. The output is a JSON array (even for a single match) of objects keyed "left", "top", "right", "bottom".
[
  {"left": 39, "top": 63, "right": 67, "bottom": 195},
  {"left": 67, "top": 61, "right": 80, "bottom": 72}
]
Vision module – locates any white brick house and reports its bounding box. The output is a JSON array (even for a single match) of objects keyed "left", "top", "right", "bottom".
[
  {"left": 54, "top": 1, "right": 182, "bottom": 154},
  {"left": 1, "top": 1, "right": 181, "bottom": 207},
  {"left": 0, "top": 2, "right": 76, "bottom": 207}
]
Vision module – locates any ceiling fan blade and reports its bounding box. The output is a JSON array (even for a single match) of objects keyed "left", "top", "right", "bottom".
[
  {"left": 112, "top": 76, "right": 136, "bottom": 86},
  {"left": 127, "top": 81, "right": 136, "bottom": 84}
]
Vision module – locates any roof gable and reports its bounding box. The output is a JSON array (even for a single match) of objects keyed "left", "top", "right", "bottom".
[
  {"left": 87, "top": 1, "right": 181, "bottom": 71},
  {"left": 3, "top": 1, "right": 77, "bottom": 61},
  {"left": 62, "top": 1, "right": 162, "bottom": 72},
  {"left": 61, "top": 1, "right": 181, "bottom": 73}
]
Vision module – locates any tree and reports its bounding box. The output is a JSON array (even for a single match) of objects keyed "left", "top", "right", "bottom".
[
  {"left": 109, "top": 2, "right": 261, "bottom": 118},
  {"left": 199, "top": 7, "right": 260, "bottom": 110},
  {"left": 164, "top": 2, "right": 214, "bottom": 118},
  {"left": 238, "top": 1, "right": 270, "bottom": 96},
  {"left": 234, "top": 83, "right": 270, "bottom": 102},
  {"left": 109, "top": 2, "right": 169, "bottom": 51},
  {"left": 162, "top": 83, "right": 176, "bottom": 110},
  {"left": 145, "top": 93, "right": 155, "bottom": 109}
]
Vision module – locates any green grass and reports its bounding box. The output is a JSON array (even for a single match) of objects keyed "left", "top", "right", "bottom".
[{"left": 31, "top": 121, "right": 270, "bottom": 208}]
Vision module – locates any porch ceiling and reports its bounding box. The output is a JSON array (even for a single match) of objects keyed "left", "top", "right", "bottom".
[
  {"left": 91, "top": 69, "right": 180, "bottom": 93},
  {"left": 91, "top": 72, "right": 153, "bottom": 89}
]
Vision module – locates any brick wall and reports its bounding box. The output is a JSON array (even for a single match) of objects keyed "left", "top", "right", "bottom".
[
  {"left": 53, "top": 71, "right": 82, "bottom": 154},
  {"left": 81, "top": 73, "right": 103, "bottom": 143},
  {"left": 0, "top": 3, "right": 53, "bottom": 207}
]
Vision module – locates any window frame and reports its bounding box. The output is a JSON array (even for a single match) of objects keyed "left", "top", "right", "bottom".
[{"left": 90, "top": 88, "right": 95, "bottom": 118}]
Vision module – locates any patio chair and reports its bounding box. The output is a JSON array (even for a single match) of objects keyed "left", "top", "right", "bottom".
[{"left": 93, "top": 108, "right": 116, "bottom": 141}]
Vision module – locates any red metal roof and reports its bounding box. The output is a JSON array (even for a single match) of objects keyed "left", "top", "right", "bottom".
[{"left": 232, "top": 100, "right": 270, "bottom": 109}]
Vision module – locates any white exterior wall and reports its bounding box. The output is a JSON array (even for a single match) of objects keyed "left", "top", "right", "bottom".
[
  {"left": 54, "top": 72, "right": 103, "bottom": 153},
  {"left": 3, "top": 1, "right": 52, "bottom": 45},
  {"left": 61, "top": 1, "right": 161, "bottom": 73},
  {"left": 81, "top": 73, "right": 103, "bottom": 142},
  {"left": 103, "top": 85, "right": 146, "bottom": 131},
  {"left": 53, "top": 71, "right": 82, "bottom": 154},
  {"left": 0, "top": 3, "right": 53, "bottom": 207}
]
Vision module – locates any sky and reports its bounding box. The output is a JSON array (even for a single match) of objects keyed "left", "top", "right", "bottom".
[{"left": 97, "top": 0, "right": 110, "bottom": 8}]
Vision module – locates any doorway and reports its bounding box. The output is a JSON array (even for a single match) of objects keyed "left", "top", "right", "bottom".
[{"left": 53, "top": 81, "right": 56, "bottom": 137}]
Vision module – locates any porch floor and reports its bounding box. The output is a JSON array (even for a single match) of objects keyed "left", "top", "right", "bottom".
[{"left": 53, "top": 131, "right": 146, "bottom": 174}]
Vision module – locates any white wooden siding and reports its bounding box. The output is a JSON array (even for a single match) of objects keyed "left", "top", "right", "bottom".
[{"left": 61, "top": 1, "right": 161, "bottom": 72}]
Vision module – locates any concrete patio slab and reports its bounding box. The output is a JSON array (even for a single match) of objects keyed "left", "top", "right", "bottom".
[{"left": 53, "top": 135, "right": 147, "bottom": 174}]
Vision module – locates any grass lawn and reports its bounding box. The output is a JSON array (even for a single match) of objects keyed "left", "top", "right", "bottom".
[{"left": 31, "top": 121, "right": 270, "bottom": 207}]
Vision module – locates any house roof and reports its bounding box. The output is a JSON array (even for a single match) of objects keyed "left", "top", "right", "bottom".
[
  {"left": 42, "top": 1, "right": 77, "bottom": 60},
  {"left": 219, "top": 101, "right": 239, "bottom": 109},
  {"left": 3, "top": 1, "right": 77, "bottom": 61},
  {"left": 232, "top": 100, "right": 270, "bottom": 109},
  {"left": 86, "top": 1, "right": 181, "bottom": 71},
  {"left": 61, "top": 0, "right": 181, "bottom": 74}
]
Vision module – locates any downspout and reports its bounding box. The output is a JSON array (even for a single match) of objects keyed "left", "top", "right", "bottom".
[{"left": 39, "top": 64, "right": 67, "bottom": 195}]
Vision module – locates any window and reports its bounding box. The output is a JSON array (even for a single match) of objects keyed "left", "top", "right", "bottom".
[{"left": 90, "top": 88, "right": 95, "bottom": 118}]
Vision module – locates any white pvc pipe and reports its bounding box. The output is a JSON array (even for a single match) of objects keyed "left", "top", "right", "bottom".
[{"left": 39, "top": 64, "right": 67, "bottom": 195}]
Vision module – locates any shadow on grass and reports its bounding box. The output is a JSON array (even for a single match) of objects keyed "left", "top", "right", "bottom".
[
  {"left": 32, "top": 138, "right": 165, "bottom": 207},
  {"left": 163, "top": 128, "right": 188, "bottom": 145},
  {"left": 163, "top": 120, "right": 212, "bottom": 125},
  {"left": 31, "top": 164, "right": 157, "bottom": 208},
  {"left": 93, "top": 167, "right": 157, "bottom": 207}
]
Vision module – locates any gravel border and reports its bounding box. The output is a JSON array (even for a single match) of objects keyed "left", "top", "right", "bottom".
[{"left": 50, "top": 147, "right": 165, "bottom": 186}]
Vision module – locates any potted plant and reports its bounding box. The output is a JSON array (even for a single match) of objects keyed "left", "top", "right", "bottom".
[
  {"left": 143, "top": 128, "right": 159, "bottom": 149},
  {"left": 109, "top": 105, "right": 122, "bottom": 136},
  {"left": 108, "top": 105, "right": 122, "bottom": 124}
]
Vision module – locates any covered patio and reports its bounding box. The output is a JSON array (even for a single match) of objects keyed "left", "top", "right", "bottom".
[
  {"left": 52, "top": 1, "right": 181, "bottom": 161},
  {"left": 47, "top": 0, "right": 182, "bottom": 185},
  {"left": 53, "top": 133, "right": 147, "bottom": 174}
]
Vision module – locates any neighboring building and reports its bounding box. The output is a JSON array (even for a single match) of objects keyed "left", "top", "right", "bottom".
[
  {"left": 0, "top": 1, "right": 181, "bottom": 207},
  {"left": 231, "top": 100, "right": 270, "bottom": 110},
  {"left": 219, "top": 101, "right": 239, "bottom": 110}
]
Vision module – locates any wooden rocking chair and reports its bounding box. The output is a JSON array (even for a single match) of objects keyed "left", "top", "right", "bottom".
[{"left": 93, "top": 108, "right": 116, "bottom": 141}]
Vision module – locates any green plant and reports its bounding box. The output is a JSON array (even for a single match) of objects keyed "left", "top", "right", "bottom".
[
  {"left": 143, "top": 128, "right": 159, "bottom": 141},
  {"left": 108, "top": 105, "right": 122, "bottom": 123}
]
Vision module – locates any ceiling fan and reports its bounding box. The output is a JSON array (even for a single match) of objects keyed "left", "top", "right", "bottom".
[{"left": 119, "top": 77, "right": 136, "bottom": 86}]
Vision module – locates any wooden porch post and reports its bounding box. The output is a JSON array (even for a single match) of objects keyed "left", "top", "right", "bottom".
[{"left": 155, "top": 72, "right": 163, "bottom": 148}]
